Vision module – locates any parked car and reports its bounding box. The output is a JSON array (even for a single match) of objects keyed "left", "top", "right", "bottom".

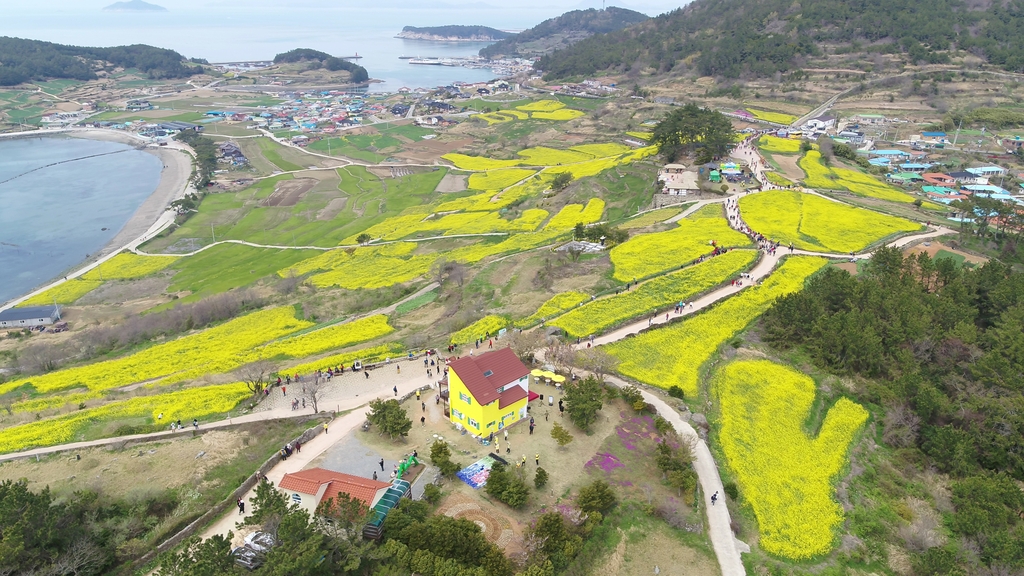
[{"left": 231, "top": 546, "right": 263, "bottom": 570}]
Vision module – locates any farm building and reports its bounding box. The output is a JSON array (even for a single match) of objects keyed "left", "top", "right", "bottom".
[{"left": 0, "top": 305, "right": 62, "bottom": 329}]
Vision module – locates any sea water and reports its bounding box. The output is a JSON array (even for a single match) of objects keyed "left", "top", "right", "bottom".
[
  {"left": 0, "top": 3, "right": 581, "bottom": 92},
  {"left": 0, "top": 137, "right": 162, "bottom": 305}
]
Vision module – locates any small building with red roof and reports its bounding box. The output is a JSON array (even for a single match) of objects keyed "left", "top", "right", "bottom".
[
  {"left": 447, "top": 347, "right": 530, "bottom": 436},
  {"left": 278, "top": 468, "right": 392, "bottom": 517}
]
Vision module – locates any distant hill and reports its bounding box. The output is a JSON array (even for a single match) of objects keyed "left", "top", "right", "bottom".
[
  {"left": 479, "top": 7, "right": 648, "bottom": 59},
  {"left": 396, "top": 25, "right": 512, "bottom": 42},
  {"left": 272, "top": 49, "right": 370, "bottom": 83},
  {"left": 103, "top": 0, "right": 167, "bottom": 11},
  {"left": 536, "top": 0, "right": 1024, "bottom": 80},
  {"left": 0, "top": 37, "right": 199, "bottom": 86}
]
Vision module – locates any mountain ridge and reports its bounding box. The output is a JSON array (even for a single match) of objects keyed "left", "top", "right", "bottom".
[{"left": 479, "top": 7, "right": 648, "bottom": 59}]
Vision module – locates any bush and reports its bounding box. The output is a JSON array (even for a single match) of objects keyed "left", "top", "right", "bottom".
[
  {"left": 577, "top": 480, "right": 617, "bottom": 514},
  {"left": 724, "top": 481, "right": 739, "bottom": 500},
  {"left": 485, "top": 463, "right": 530, "bottom": 509},
  {"left": 667, "top": 385, "right": 685, "bottom": 399},
  {"left": 423, "top": 483, "right": 442, "bottom": 504},
  {"left": 429, "top": 440, "right": 462, "bottom": 477},
  {"left": 534, "top": 467, "right": 549, "bottom": 489}
]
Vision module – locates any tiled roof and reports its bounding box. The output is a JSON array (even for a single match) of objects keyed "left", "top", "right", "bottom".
[
  {"left": 449, "top": 348, "right": 529, "bottom": 406},
  {"left": 279, "top": 468, "right": 391, "bottom": 506},
  {"left": 498, "top": 384, "right": 528, "bottom": 409}
]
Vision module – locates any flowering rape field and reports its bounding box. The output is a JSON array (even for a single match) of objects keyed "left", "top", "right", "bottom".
[
  {"left": 450, "top": 315, "right": 510, "bottom": 344},
  {"left": 516, "top": 100, "right": 568, "bottom": 112},
  {"left": 747, "top": 109, "right": 798, "bottom": 125},
  {"left": 799, "top": 151, "right": 936, "bottom": 206},
  {"left": 619, "top": 208, "right": 679, "bottom": 230},
  {"left": 757, "top": 135, "right": 801, "bottom": 154},
  {"left": 739, "top": 191, "right": 921, "bottom": 253},
  {"left": 765, "top": 172, "right": 794, "bottom": 187},
  {"left": 626, "top": 131, "right": 652, "bottom": 141},
  {"left": 610, "top": 205, "right": 751, "bottom": 281},
  {"left": 606, "top": 256, "right": 828, "bottom": 395},
  {"left": 0, "top": 383, "right": 252, "bottom": 454},
  {"left": 441, "top": 155, "right": 524, "bottom": 171},
  {"left": 531, "top": 109, "right": 585, "bottom": 121},
  {"left": 516, "top": 291, "right": 590, "bottom": 327},
  {"left": 552, "top": 250, "right": 756, "bottom": 337},
  {"left": 82, "top": 253, "right": 180, "bottom": 280},
  {"left": 545, "top": 199, "right": 606, "bottom": 230},
  {"left": 467, "top": 168, "right": 536, "bottom": 191},
  {"left": 20, "top": 279, "right": 104, "bottom": 306},
  {"left": 286, "top": 343, "right": 404, "bottom": 376},
  {"left": 260, "top": 315, "right": 393, "bottom": 359},
  {"left": 0, "top": 307, "right": 311, "bottom": 396},
  {"left": 715, "top": 359, "right": 868, "bottom": 558}
]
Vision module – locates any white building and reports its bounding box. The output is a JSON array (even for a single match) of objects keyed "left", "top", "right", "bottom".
[
  {"left": 278, "top": 468, "right": 393, "bottom": 517},
  {"left": 0, "top": 305, "right": 62, "bottom": 329}
]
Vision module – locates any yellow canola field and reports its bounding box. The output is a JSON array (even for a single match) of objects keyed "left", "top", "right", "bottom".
[
  {"left": 0, "top": 383, "right": 252, "bottom": 455},
  {"left": 473, "top": 112, "right": 512, "bottom": 125},
  {"left": 261, "top": 315, "right": 394, "bottom": 359},
  {"left": 450, "top": 315, "right": 511, "bottom": 344},
  {"left": 552, "top": 250, "right": 756, "bottom": 338},
  {"left": 518, "top": 146, "right": 593, "bottom": 165},
  {"left": 498, "top": 109, "right": 530, "bottom": 120},
  {"left": 516, "top": 291, "right": 590, "bottom": 327},
  {"left": 83, "top": 253, "right": 180, "bottom": 281},
  {"left": 606, "top": 256, "right": 828, "bottom": 395},
  {"left": 799, "top": 151, "right": 931, "bottom": 205},
  {"left": 715, "top": 360, "right": 868, "bottom": 558},
  {"left": 739, "top": 191, "right": 921, "bottom": 253},
  {"left": 531, "top": 109, "right": 585, "bottom": 121},
  {"left": 467, "top": 168, "right": 536, "bottom": 191},
  {"left": 516, "top": 100, "right": 566, "bottom": 112},
  {"left": 286, "top": 343, "right": 405, "bottom": 376},
  {"left": 19, "top": 279, "right": 104, "bottom": 306},
  {"left": 0, "top": 307, "right": 311, "bottom": 396},
  {"left": 765, "top": 172, "right": 794, "bottom": 187},
  {"left": 626, "top": 131, "right": 653, "bottom": 141},
  {"left": 545, "top": 199, "right": 605, "bottom": 230},
  {"left": 442, "top": 154, "right": 524, "bottom": 171},
  {"left": 757, "top": 135, "right": 802, "bottom": 154},
  {"left": 610, "top": 205, "right": 750, "bottom": 281},
  {"left": 443, "top": 209, "right": 548, "bottom": 236},
  {"left": 307, "top": 254, "right": 436, "bottom": 290},
  {"left": 446, "top": 230, "right": 567, "bottom": 264},
  {"left": 570, "top": 143, "right": 632, "bottom": 157},
  {"left": 747, "top": 108, "right": 798, "bottom": 124}
]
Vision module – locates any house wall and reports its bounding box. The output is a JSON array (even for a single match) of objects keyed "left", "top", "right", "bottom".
[
  {"left": 0, "top": 316, "right": 56, "bottom": 328},
  {"left": 448, "top": 371, "right": 528, "bottom": 435}
]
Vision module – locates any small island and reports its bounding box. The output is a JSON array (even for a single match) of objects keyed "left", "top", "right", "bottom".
[
  {"left": 396, "top": 25, "right": 511, "bottom": 42},
  {"left": 103, "top": 0, "right": 167, "bottom": 12}
]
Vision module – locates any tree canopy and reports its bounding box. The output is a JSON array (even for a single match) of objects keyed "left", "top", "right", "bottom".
[
  {"left": 272, "top": 48, "right": 368, "bottom": 83},
  {"left": 652, "top": 104, "right": 735, "bottom": 164}
]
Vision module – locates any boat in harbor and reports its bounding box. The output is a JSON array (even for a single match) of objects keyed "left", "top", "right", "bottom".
[{"left": 408, "top": 58, "right": 442, "bottom": 65}]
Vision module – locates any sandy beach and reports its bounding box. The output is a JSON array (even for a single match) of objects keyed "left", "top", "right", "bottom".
[{"left": 63, "top": 129, "right": 194, "bottom": 259}]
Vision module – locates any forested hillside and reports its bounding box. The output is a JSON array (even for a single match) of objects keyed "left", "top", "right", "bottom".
[
  {"left": 0, "top": 37, "right": 200, "bottom": 86},
  {"left": 536, "top": 0, "right": 1024, "bottom": 79},
  {"left": 479, "top": 7, "right": 648, "bottom": 59},
  {"left": 272, "top": 49, "right": 369, "bottom": 83},
  {"left": 398, "top": 25, "right": 511, "bottom": 40}
]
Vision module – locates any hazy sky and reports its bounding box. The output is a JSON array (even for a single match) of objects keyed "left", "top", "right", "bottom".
[{"left": 60, "top": 0, "right": 687, "bottom": 16}]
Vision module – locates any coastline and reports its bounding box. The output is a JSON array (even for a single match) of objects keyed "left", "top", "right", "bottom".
[{"left": 0, "top": 128, "right": 193, "bottom": 310}]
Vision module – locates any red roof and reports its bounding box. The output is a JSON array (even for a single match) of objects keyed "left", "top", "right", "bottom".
[
  {"left": 499, "top": 384, "right": 528, "bottom": 408},
  {"left": 449, "top": 348, "right": 529, "bottom": 406},
  {"left": 279, "top": 468, "right": 391, "bottom": 507}
]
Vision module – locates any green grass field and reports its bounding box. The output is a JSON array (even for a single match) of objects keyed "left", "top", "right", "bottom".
[
  {"left": 164, "top": 243, "right": 321, "bottom": 302},
  {"left": 256, "top": 138, "right": 305, "bottom": 172}
]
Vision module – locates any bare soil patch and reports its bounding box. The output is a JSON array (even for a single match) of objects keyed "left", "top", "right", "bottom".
[
  {"left": 262, "top": 178, "right": 316, "bottom": 207},
  {"left": 594, "top": 527, "right": 718, "bottom": 576},
  {"left": 435, "top": 173, "right": 468, "bottom": 193},
  {"left": 396, "top": 138, "right": 474, "bottom": 163},
  {"left": 772, "top": 153, "right": 805, "bottom": 182},
  {"left": 76, "top": 276, "right": 172, "bottom": 306},
  {"left": 835, "top": 262, "right": 859, "bottom": 276},
  {"left": 317, "top": 197, "right": 348, "bottom": 220},
  {"left": 904, "top": 241, "right": 988, "bottom": 265}
]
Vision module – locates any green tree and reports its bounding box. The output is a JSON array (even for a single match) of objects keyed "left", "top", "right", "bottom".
[
  {"left": 356, "top": 233, "right": 372, "bottom": 245},
  {"left": 367, "top": 398, "right": 412, "bottom": 439},
  {"left": 550, "top": 421, "right": 575, "bottom": 447},
  {"left": 534, "top": 467, "right": 549, "bottom": 488},
  {"left": 551, "top": 171, "right": 574, "bottom": 191},
  {"left": 577, "top": 479, "right": 617, "bottom": 513},
  {"left": 564, "top": 375, "right": 604, "bottom": 431},
  {"left": 429, "top": 440, "right": 462, "bottom": 477},
  {"left": 652, "top": 104, "right": 735, "bottom": 162},
  {"left": 156, "top": 534, "right": 237, "bottom": 576}
]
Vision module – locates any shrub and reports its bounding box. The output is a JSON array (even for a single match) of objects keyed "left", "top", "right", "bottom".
[
  {"left": 534, "top": 467, "right": 549, "bottom": 489},
  {"left": 724, "top": 481, "right": 739, "bottom": 500},
  {"left": 422, "top": 483, "right": 442, "bottom": 504},
  {"left": 577, "top": 480, "right": 617, "bottom": 514},
  {"left": 667, "top": 385, "right": 686, "bottom": 399}
]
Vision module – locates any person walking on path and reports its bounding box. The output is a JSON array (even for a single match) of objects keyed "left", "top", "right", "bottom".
[
  {"left": 282, "top": 386, "right": 286, "bottom": 396},
  {"left": 494, "top": 441, "right": 500, "bottom": 454},
  {"left": 416, "top": 390, "right": 420, "bottom": 401},
  {"left": 364, "top": 370, "right": 370, "bottom": 379},
  {"left": 397, "top": 365, "right": 401, "bottom": 375},
  {"left": 379, "top": 458, "right": 385, "bottom": 471},
  {"left": 237, "top": 498, "right": 245, "bottom": 515},
  {"left": 420, "top": 416, "right": 426, "bottom": 426},
  {"left": 373, "top": 471, "right": 378, "bottom": 481},
  {"left": 323, "top": 423, "right": 328, "bottom": 434},
  {"left": 504, "top": 429, "right": 508, "bottom": 441},
  {"left": 295, "top": 441, "right": 301, "bottom": 453},
  {"left": 529, "top": 422, "right": 535, "bottom": 435},
  {"left": 535, "top": 454, "right": 539, "bottom": 466},
  {"left": 193, "top": 418, "right": 198, "bottom": 430},
  {"left": 421, "top": 402, "right": 426, "bottom": 412},
  {"left": 711, "top": 491, "right": 719, "bottom": 506}
]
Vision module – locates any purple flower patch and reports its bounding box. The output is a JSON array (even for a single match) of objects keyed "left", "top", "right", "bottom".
[{"left": 585, "top": 452, "right": 625, "bottom": 474}]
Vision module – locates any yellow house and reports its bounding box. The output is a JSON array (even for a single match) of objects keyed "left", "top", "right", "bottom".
[{"left": 447, "top": 348, "right": 530, "bottom": 435}]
